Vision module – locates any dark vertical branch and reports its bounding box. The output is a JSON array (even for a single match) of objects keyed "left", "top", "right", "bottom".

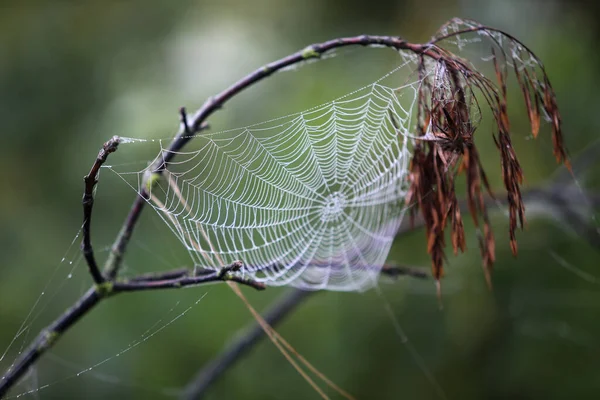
[
  {"left": 103, "top": 194, "right": 147, "bottom": 280},
  {"left": 82, "top": 136, "right": 121, "bottom": 284}
]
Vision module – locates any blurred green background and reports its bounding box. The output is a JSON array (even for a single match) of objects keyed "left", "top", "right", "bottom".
[{"left": 1, "top": 0, "right": 599, "bottom": 399}]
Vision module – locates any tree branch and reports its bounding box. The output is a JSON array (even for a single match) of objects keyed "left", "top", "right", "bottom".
[
  {"left": 1, "top": 136, "right": 121, "bottom": 395},
  {"left": 82, "top": 135, "right": 120, "bottom": 284},
  {"left": 113, "top": 261, "right": 267, "bottom": 292},
  {"left": 128, "top": 267, "right": 191, "bottom": 282}
]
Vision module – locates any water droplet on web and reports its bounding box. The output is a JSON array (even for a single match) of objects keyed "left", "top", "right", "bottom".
[{"left": 67, "top": 273, "right": 73, "bottom": 279}]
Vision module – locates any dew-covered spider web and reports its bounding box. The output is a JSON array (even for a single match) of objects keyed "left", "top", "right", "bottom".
[{"left": 113, "top": 61, "right": 424, "bottom": 292}]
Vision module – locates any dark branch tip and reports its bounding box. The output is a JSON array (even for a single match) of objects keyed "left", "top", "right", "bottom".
[
  {"left": 231, "top": 260, "right": 243, "bottom": 271},
  {"left": 250, "top": 281, "right": 267, "bottom": 290},
  {"left": 218, "top": 260, "right": 244, "bottom": 278},
  {"left": 180, "top": 107, "right": 191, "bottom": 134},
  {"left": 104, "top": 136, "right": 121, "bottom": 153}
]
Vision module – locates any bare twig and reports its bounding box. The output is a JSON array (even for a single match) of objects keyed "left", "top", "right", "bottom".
[
  {"left": 114, "top": 262, "right": 267, "bottom": 292},
  {"left": 82, "top": 135, "right": 120, "bottom": 284},
  {"left": 2, "top": 136, "right": 125, "bottom": 394},
  {"left": 380, "top": 264, "right": 429, "bottom": 279},
  {"left": 128, "top": 267, "right": 191, "bottom": 282},
  {"left": 0, "top": 136, "right": 122, "bottom": 393}
]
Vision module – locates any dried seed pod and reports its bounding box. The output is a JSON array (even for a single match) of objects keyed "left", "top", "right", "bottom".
[{"left": 405, "top": 18, "right": 570, "bottom": 292}]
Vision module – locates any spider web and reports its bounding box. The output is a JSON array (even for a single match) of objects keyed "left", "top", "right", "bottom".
[{"left": 113, "top": 62, "right": 424, "bottom": 292}]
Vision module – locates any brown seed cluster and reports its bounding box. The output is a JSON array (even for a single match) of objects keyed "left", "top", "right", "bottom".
[{"left": 403, "top": 19, "right": 570, "bottom": 293}]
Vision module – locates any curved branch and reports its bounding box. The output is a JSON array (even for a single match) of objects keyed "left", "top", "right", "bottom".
[{"left": 82, "top": 135, "right": 120, "bottom": 284}]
